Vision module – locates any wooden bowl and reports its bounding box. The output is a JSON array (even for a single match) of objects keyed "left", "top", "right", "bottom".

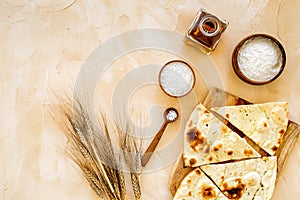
[
  {"left": 232, "top": 34, "right": 286, "bottom": 85},
  {"left": 159, "top": 60, "right": 195, "bottom": 98}
]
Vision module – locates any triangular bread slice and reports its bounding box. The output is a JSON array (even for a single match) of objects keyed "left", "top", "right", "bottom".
[
  {"left": 183, "top": 103, "right": 260, "bottom": 167},
  {"left": 200, "top": 157, "right": 277, "bottom": 200},
  {"left": 173, "top": 168, "right": 228, "bottom": 200},
  {"left": 211, "top": 102, "right": 288, "bottom": 155}
]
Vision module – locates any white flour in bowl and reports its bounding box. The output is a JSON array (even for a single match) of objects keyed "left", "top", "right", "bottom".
[{"left": 237, "top": 36, "right": 283, "bottom": 82}]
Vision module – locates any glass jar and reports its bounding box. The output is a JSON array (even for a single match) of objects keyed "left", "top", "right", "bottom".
[{"left": 184, "top": 9, "right": 228, "bottom": 54}]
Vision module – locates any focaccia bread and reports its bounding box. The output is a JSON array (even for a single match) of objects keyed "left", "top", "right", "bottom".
[
  {"left": 211, "top": 102, "right": 288, "bottom": 155},
  {"left": 183, "top": 103, "right": 260, "bottom": 167},
  {"left": 173, "top": 168, "right": 228, "bottom": 200},
  {"left": 200, "top": 157, "right": 277, "bottom": 200}
]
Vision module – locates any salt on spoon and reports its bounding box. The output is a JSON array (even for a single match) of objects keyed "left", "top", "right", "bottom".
[{"left": 141, "top": 107, "right": 179, "bottom": 167}]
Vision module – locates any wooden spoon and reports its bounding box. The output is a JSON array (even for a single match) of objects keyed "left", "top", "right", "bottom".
[{"left": 141, "top": 107, "right": 179, "bottom": 167}]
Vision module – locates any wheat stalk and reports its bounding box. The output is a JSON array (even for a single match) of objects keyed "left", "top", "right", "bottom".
[
  {"left": 52, "top": 96, "right": 122, "bottom": 199},
  {"left": 116, "top": 119, "right": 143, "bottom": 200},
  {"left": 51, "top": 94, "right": 143, "bottom": 200}
]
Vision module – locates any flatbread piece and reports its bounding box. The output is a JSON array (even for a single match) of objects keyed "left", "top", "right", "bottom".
[
  {"left": 183, "top": 103, "right": 260, "bottom": 167},
  {"left": 200, "top": 157, "right": 277, "bottom": 200},
  {"left": 173, "top": 168, "right": 228, "bottom": 200},
  {"left": 212, "top": 102, "right": 288, "bottom": 155}
]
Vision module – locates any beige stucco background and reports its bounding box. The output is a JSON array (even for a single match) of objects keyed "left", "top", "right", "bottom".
[{"left": 1, "top": 0, "right": 300, "bottom": 199}]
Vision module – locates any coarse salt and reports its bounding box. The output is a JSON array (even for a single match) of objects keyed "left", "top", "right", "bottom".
[
  {"left": 166, "top": 109, "right": 178, "bottom": 122},
  {"left": 159, "top": 61, "right": 195, "bottom": 97},
  {"left": 237, "top": 37, "right": 283, "bottom": 82}
]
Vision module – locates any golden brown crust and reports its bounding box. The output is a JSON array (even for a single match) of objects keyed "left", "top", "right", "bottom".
[
  {"left": 244, "top": 148, "right": 254, "bottom": 157},
  {"left": 221, "top": 178, "right": 246, "bottom": 199},
  {"left": 279, "top": 129, "right": 285, "bottom": 135},
  {"left": 189, "top": 158, "right": 197, "bottom": 166},
  {"left": 227, "top": 149, "right": 234, "bottom": 156},
  {"left": 186, "top": 126, "right": 211, "bottom": 158},
  {"left": 213, "top": 143, "right": 223, "bottom": 152},
  {"left": 201, "top": 185, "right": 217, "bottom": 199},
  {"left": 195, "top": 169, "right": 201, "bottom": 175},
  {"left": 271, "top": 145, "right": 278, "bottom": 152}
]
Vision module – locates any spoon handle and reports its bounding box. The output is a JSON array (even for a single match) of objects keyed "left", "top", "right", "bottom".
[{"left": 141, "top": 121, "right": 169, "bottom": 167}]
